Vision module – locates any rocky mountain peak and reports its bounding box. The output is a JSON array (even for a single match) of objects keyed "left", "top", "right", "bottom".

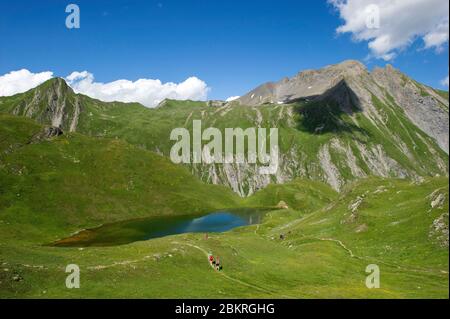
[
  {"left": 44, "top": 77, "right": 74, "bottom": 94},
  {"left": 237, "top": 60, "right": 371, "bottom": 106},
  {"left": 10, "top": 77, "right": 81, "bottom": 132},
  {"left": 325, "top": 59, "right": 368, "bottom": 76},
  {"left": 237, "top": 60, "right": 448, "bottom": 154}
]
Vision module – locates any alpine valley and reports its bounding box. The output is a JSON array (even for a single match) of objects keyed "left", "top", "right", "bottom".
[{"left": 0, "top": 60, "right": 448, "bottom": 298}]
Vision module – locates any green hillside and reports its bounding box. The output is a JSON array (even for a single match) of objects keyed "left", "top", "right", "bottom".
[
  {"left": 0, "top": 114, "right": 239, "bottom": 242},
  {"left": 0, "top": 69, "right": 448, "bottom": 298},
  {"left": 0, "top": 113, "right": 448, "bottom": 298},
  {"left": 1, "top": 78, "right": 447, "bottom": 197}
]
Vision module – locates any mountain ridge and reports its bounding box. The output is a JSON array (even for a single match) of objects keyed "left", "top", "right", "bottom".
[
  {"left": 0, "top": 60, "right": 448, "bottom": 196},
  {"left": 237, "top": 60, "right": 449, "bottom": 154}
]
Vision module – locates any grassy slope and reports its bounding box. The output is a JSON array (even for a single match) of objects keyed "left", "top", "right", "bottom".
[
  {"left": 75, "top": 97, "right": 448, "bottom": 178},
  {"left": 0, "top": 113, "right": 239, "bottom": 243},
  {"left": 1, "top": 80, "right": 447, "bottom": 194},
  {"left": 1, "top": 175, "right": 447, "bottom": 298},
  {"left": 64, "top": 96, "right": 447, "bottom": 205},
  {"left": 288, "top": 177, "right": 449, "bottom": 269},
  {"left": 0, "top": 113, "right": 448, "bottom": 298},
  {"left": 0, "top": 94, "right": 448, "bottom": 298},
  {"left": 243, "top": 179, "right": 337, "bottom": 213}
]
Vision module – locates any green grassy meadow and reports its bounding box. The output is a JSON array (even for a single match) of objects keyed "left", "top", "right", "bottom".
[
  {"left": 0, "top": 113, "right": 448, "bottom": 298},
  {"left": 0, "top": 78, "right": 448, "bottom": 298}
]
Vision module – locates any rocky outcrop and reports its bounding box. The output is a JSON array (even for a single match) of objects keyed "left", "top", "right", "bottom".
[
  {"left": 30, "top": 126, "right": 64, "bottom": 143},
  {"left": 429, "top": 213, "right": 449, "bottom": 248},
  {"left": 11, "top": 78, "right": 82, "bottom": 133},
  {"left": 276, "top": 201, "right": 289, "bottom": 209}
]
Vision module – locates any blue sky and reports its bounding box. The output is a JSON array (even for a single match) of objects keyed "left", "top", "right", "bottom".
[{"left": 0, "top": 0, "right": 448, "bottom": 103}]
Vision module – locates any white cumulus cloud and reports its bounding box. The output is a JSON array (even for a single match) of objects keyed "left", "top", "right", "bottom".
[
  {"left": 0, "top": 69, "right": 53, "bottom": 96},
  {"left": 225, "top": 96, "right": 240, "bottom": 102},
  {"left": 66, "top": 71, "right": 209, "bottom": 107},
  {"left": 441, "top": 75, "right": 449, "bottom": 87},
  {"left": 329, "top": 0, "right": 449, "bottom": 60},
  {"left": 0, "top": 69, "right": 209, "bottom": 107}
]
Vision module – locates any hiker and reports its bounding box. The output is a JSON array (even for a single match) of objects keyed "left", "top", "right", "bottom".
[
  {"left": 209, "top": 254, "right": 215, "bottom": 266},
  {"left": 215, "top": 256, "right": 221, "bottom": 271}
]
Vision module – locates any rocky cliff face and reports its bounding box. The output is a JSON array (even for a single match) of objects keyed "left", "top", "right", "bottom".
[
  {"left": 9, "top": 78, "right": 82, "bottom": 132},
  {"left": 187, "top": 103, "right": 447, "bottom": 196},
  {"left": 371, "top": 65, "right": 449, "bottom": 153},
  {"left": 189, "top": 61, "right": 448, "bottom": 195}
]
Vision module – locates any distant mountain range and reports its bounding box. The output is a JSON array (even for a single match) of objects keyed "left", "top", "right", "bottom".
[{"left": 0, "top": 60, "right": 448, "bottom": 196}]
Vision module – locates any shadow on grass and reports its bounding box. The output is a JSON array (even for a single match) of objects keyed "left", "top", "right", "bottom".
[{"left": 291, "top": 80, "right": 370, "bottom": 141}]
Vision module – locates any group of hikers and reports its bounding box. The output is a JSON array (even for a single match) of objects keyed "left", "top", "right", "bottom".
[
  {"left": 205, "top": 233, "right": 222, "bottom": 271},
  {"left": 208, "top": 254, "right": 222, "bottom": 271}
]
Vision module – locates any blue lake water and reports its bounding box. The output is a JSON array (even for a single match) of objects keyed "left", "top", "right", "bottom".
[{"left": 52, "top": 208, "right": 271, "bottom": 247}]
